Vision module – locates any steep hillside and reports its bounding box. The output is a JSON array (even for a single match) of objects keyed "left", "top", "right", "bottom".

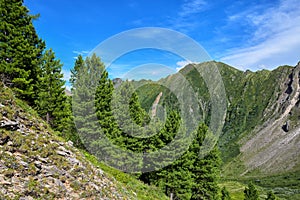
[
  {"left": 0, "top": 84, "right": 168, "bottom": 200},
  {"left": 136, "top": 61, "right": 300, "bottom": 198},
  {"left": 236, "top": 61, "right": 300, "bottom": 175}
]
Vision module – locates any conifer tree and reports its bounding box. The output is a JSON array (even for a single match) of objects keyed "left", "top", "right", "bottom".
[
  {"left": 141, "top": 111, "right": 194, "bottom": 199},
  {"left": 0, "top": 0, "right": 45, "bottom": 101},
  {"left": 73, "top": 54, "right": 105, "bottom": 150},
  {"left": 156, "top": 147, "right": 194, "bottom": 200},
  {"left": 70, "top": 54, "right": 84, "bottom": 88},
  {"left": 129, "top": 91, "right": 150, "bottom": 126},
  {"left": 35, "top": 49, "right": 71, "bottom": 134},
  {"left": 111, "top": 81, "right": 148, "bottom": 149},
  {"left": 190, "top": 123, "right": 222, "bottom": 200},
  {"left": 95, "top": 67, "right": 120, "bottom": 147},
  {"left": 244, "top": 182, "right": 259, "bottom": 200}
]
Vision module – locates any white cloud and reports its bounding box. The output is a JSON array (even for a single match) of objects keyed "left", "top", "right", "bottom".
[
  {"left": 123, "top": 63, "right": 176, "bottom": 81},
  {"left": 62, "top": 69, "right": 71, "bottom": 81},
  {"left": 179, "top": 0, "right": 208, "bottom": 17},
  {"left": 168, "top": 0, "right": 209, "bottom": 32},
  {"left": 221, "top": 0, "right": 300, "bottom": 70},
  {"left": 72, "top": 50, "right": 90, "bottom": 55},
  {"left": 176, "top": 60, "right": 192, "bottom": 71}
]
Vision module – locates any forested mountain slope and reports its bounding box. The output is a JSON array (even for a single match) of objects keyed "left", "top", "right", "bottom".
[{"left": 136, "top": 61, "right": 300, "bottom": 176}]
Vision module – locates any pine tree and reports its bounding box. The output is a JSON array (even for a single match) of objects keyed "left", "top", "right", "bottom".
[
  {"left": 0, "top": 0, "right": 45, "bottom": 101},
  {"left": 70, "top": 54, "right": 84, "bottom": 88},
  {"left": 156, "top": 148, "right": 194, "bottom": 200},
  {"left": 111, "top": 80, "right": 148, "bottom": 148},
  {"left": 141, "top": 111, "right": 195, "bottom": 199},
  {"left": 73, "top": 53, "right": 105, "bottom": 150},
  {"left": 190, "top": 123, "right": 222, "bottom": 200},
  {"left": 244, "top": 182, "right": 259, "bottom": 200},
  {"left": 266, "top": 191, "right": 277, "bottom": 200},
  {"left": 35, "top": 49, "right": 71, "bottom": 134},
  {"left": 129, "top": 91, "right": 149, "bottom": 126}
]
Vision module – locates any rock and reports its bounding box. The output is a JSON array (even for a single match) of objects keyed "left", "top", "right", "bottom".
[
  {"left": 7, "top": 141, "right": 13, "bottom": 146},
  {"left": 0, "top": 180, "right": 11, "bottom": 185},
  {"left": 34, "top": 161, "right": 42, "bottom": 169},
  {"left": 38, "top": 157, "right": 48, "bottom": 163},
  {"left": 282, "top": 120, "right": 290, "bottom": 132},
  {"left": 19, "top": 197, "right": 34, "bottom": 200},
  {"left": 57, "top": 150, "right": 68, "bottom": 156},
  {"left": 0, "top": 118, "right": 19, "bottom": 131},
  {"left": 0, "top": 162, "right": 7, "bottom": 171},
  {"left": 19, "top": 161, "right": 29, "bottom": 168},
  {"left": 42, "top": 165, "right": 64, "bottom": 177},
  {"left": 57, "top": 146, "right": 71, "bottom": 156},
  {"left": 54, "top": 178, "right": 66, "bottom": 190},
  {"left": 67, "top": 157, "right": 80, "bottom": 166},
  {"left": 2, "top": 110, "right": 7, "bottom": 116},
  {"left": 67, "top": 140, "right": 73, "bottom": 147},
  {"left": 96, "top": 168, "right": 104, "bottom": 176}
]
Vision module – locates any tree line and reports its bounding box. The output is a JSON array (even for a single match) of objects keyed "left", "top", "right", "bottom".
[{"left": 0, "top": 0, "right": 279, "bottom": 199}]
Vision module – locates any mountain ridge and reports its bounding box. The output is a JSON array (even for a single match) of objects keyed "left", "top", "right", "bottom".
[{"left": 136, "top": 61, "right": 300, "bottom": 176}]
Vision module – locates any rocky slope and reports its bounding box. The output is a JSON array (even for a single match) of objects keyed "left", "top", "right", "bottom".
[
  {"left": 238, "top": 61, "right": 300, "bottom": 175},
  {"left": 0, "top": 84, "right": 136, "bottom": 199}
]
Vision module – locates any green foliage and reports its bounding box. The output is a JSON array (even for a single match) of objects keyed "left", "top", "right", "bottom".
[
  {"left": 0, "top": 0, "right": 45, "bottom": 101},
  {"left": 244, "top": 182, "right": 259, "bottom": 200},
  {"left": 219, "top": 181, "right": 250, "bottom": 200},
  {"left": 136, "top": 62, "right": 294, "bottom": 165},
  {"left": 35, "top": 49, "right": 71, "bottom": 134},
  {"left": 72, "top": 53, "right": 106, "bottom": 150},
  {"left": 83, "top": 151, "right": 169, "bottom": 200},
  {"left": 221, "top": 187, "right": 231, "bottom": 200},
  {"left": 266, "top": 191, "right": 277, "bottom": 200},
  {"left": 70, "top": 54, "right": 84, "bottom": 88},
  {"left": 189, "top": 123, "right": 222, "bottom": 200},
  {"left": 234, "top": 171, "right": 300, "bottom": 200},
  {"left": 142, "top": 122, "right": 222, "bottom": 200}
]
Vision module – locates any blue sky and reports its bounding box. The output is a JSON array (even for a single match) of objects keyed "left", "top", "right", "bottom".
[{"left": 24, "top": 0, "right": 300, "bottom": 83}]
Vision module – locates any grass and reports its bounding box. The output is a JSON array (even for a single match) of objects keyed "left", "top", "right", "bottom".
[
  {"left": 82, "top": 151, "right": 168, "bottom": 200},
  {"left": 219, "top": 181, "right": 246, "bottom": 200},
  {"left": 221, "top": 170, "right": 300, "bottom": 200},
  {"left": 0, "top": 84, "right": 168, "bottom": 200}
]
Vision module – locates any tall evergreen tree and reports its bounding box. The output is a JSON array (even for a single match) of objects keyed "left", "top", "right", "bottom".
[
  {"left": 70, "top": 54, "right": 84, "bottom": 89},
  {"left": 35, "top": 49, "right": 71, "bottom": 134},
  {"left": 95, "top": 67, "right": 119, "bottom": 146},
  {"left": 141, "top": 111, "right": 194, "bottom": 199},
  {"left": 0, "top": 0, "right": 45, "bottom": 101},
  {"left": 244, "top": 182, "right": 259, "bottom": 200},
  {"left": 190, "top": 123, "right": 222, "bottom": 200},
  {"left": 155, "top": 147, "right": 194, "bottom": 200},
  {"left": 73, "top": 53, "right": 105, "bottom": 149},
  {"left": 129, "top": 91, "right": 150, "bottom": 126}
]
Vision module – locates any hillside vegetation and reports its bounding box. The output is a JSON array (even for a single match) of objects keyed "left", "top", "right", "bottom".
[
  {"left": 0, "top": 84, "right": 168, "bottom": 199},
  {"left": 136, "top": 61, "right": 300, "bottom": 199}
]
